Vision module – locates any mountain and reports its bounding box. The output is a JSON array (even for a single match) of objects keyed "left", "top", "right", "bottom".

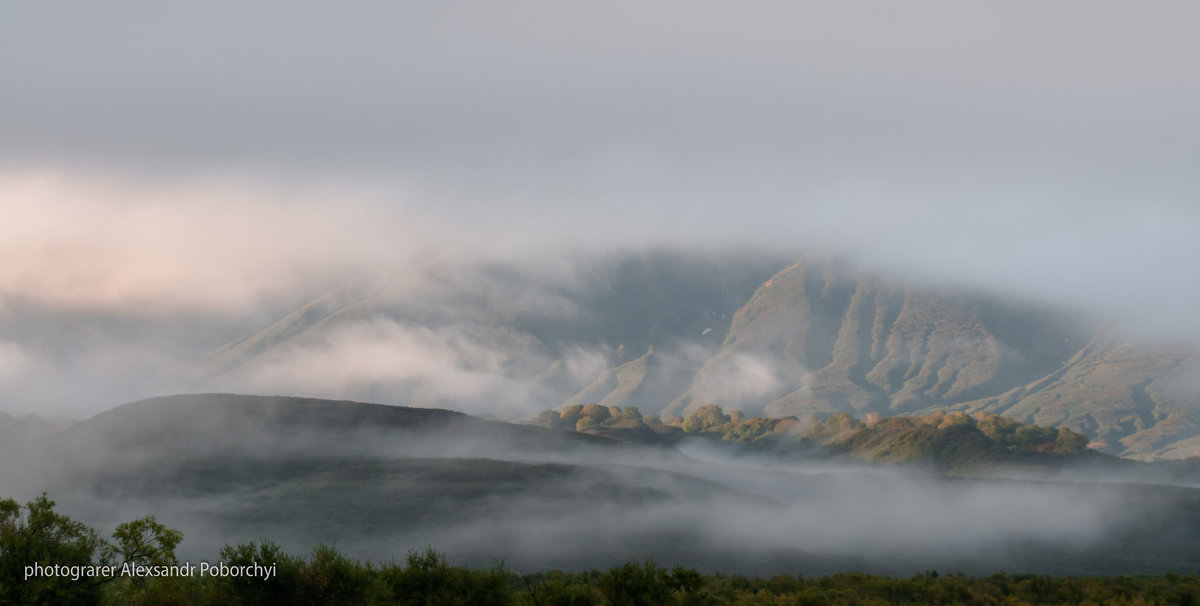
[
  {"left": 663, "top": 257, "right": 1200, "bottom": 460},
  {"left": 184, "top": 252, "right": 1200, "bottom": 460},
  {"left": 0, "top": 412, "right": 74, "bottom": 449},
  {"left": 976, "top": 338, "right": 1200, "bottom": 459},
  {"left": 184, "top": 250, "right": 788, "bottom": 413},
  {"left": 664, "top": 257, "right": 1092, "bottom": 416}
]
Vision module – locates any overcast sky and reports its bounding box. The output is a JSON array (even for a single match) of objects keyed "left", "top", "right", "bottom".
[{"left": 3, "top": 2, "right": 1200, "bottom": 413}]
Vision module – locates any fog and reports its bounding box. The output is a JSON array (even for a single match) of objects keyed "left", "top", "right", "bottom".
[
  {"left": 6, "top": 4, "right": 1200, "bottom": 583},
  {"left": 3, "top": 169, "right": 1199, "bottom": 421},
  {"left": 4, "top": 3, "right": 1200, "bottom": 417},
  {"left": 3, "top": 394, "right": 1192, "bottom": 575}
]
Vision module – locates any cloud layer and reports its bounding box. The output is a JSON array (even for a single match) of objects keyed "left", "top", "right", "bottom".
[{"left": 4, "top": 3, "right": 1200, "bottom": 415}]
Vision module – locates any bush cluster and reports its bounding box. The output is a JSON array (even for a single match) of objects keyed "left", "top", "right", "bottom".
[{"left": 3, "top": 495, "right": 1198, "bottom": 605}]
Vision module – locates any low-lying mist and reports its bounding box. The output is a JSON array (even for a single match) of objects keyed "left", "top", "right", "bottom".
[{"left": 2, "top": 395, "right": 1195, "bottom": 576}]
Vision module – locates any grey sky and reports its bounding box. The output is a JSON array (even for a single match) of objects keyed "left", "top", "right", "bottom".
[
  {"left": 3, "top": 2, "right": 1200, "bottom": 413},
  {"left": 5, "top": 2, "right": 1197, "bottom": 178}
]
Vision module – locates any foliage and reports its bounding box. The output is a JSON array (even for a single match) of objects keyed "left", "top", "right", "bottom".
[
  {"left": 379, "top": 546, "right": 511, "bottom": 606},
  {"left": 580, "top": 404, "right": 611, "bottom": 423},
  {"left": 560, "top": 405, "right": 585, "bottom": 425},
  {"left": 529, "top": 406, "right": 1099, "bottom": 472},
  {"left": 681, "top": 406, "right": 731, "bottom": 434},
  {"left": 0, "top": 494, "right": 104, "bottom": 605},
  {"left": 107, "top": 518, "right": 182, "bottom": 570},
  {"left": 101, "top": 547, "right": 1200, "bottom": 606},
  {"left": 3, "top": 501, "right": 1195, "bottom": 606},
  {"left": 0, "top": 494, "right": 182, "bottom": 606},
  {"left": 210, "top": 540, "right": 302, "bottom": 606},
  {"left": 594, "top": 560, "right": 672, "bottom": 606}
]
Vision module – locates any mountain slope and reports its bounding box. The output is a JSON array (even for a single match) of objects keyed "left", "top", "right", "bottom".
[
  {"left": 664, "top": 257, "right": 1092, "bottom": 416},
  {"left": 183, "top": 250, "right": 787, "bottom": 413},
  {"left": 964, "top": 338, "right": 1200, "bottom": 459},
  {"left": 183, "top": 253, "right": 1200, "bottom": 460},
  {"left": 661, "top": 257, "right": 1198, "bottom": 460}
]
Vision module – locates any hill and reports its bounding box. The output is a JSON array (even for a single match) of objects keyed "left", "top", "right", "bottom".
[
  {"left": 3, "top": 393, "right": 1200, "bottom": 576},
  {"left": 0, "top": 394, "right": 743, "bottom": 568},
  {"left": 184, "top": 252, "right": 1200, "bottom": 460}
]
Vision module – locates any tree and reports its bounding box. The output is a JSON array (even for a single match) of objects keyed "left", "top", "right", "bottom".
[
  {"left": 1055, "top": 428, "right": 1089, "bottom": 453},
  {"left": 107, "top": 517, "right": 182, "bottom": 569},
  {"left": 936, "top": 412, "right": 974, "bottom": 430},
  {"left": 299, "top": 544, "right": 376, "bottom": 606},
  {"left": 596, "top": 560, "right": 671, "bottom": 606},
  {"left": 533, "top": 410, "right": 566, "bottom": 430},
  {"left": 0, "top": 494, "right": 103, "bottom": 606},
  {"left": 977, "top": 414, "right": 1018, "bottom": 443},
  {"left": 213, "top": 540, "right": 303, "bottom": 606},
  {"left": 100, "top": 516, "right": 186, "bottom": 603},
  {"left": 382, "top": 547, "right": 512, "bottom": 606},
  {"left": 580, "top": 404, "right": 611, "bottom": 423},
  {"left": 683, "top": 405, "right": 731, "bottom": 433},
  {"left": 1014, "top": 425, "right": 1050, "bottom": 450},
  {"left": 824, "top": 412, "right": 862, "bottom": 433},
  {"left": 0, "top": 493, "right": 183, "bottom": 606}
]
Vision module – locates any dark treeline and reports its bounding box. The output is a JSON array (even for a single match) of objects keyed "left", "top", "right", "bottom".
[
  {"left": 31, "top": 545, "right": 1200, "bottom": 606},
  {"left": 100, "top": 556, "right": 1200, "bottom": 606},
  {"left": 4, "top": 494, "right": 1200, "bottom": 605}
]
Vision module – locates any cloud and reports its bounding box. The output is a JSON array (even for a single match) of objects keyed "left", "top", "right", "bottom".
[
  {"left": 218, "top": 318, "right": 557, "bottom": 415},
  {"left": 560, "top": 347, "right": 612, "bottom": 385},
  {"left": 687, "top": 351, "right": 804, "bottom": 410},
  {"left": 3, "top": 166, "right": 1200, "bottom": 420},
  {"left": 3, "top": 3, "right": 1200, "bottom": 417},
  {"left": 0, "top": 337, "right": 183, "bottom": 416},
  {"left": 0, "top": 341, "right": 32, "bottom": 384},
  {"left": 0, "top": 170, "right": 455, "bottom": 315},
  {"left": 3, "top": 393, "right": 1162, "bottom": 574}
]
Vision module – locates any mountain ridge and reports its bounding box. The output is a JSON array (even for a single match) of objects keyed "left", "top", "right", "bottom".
[{"left": 183, "top": 253, "right": 1200, "bottom": 460}]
